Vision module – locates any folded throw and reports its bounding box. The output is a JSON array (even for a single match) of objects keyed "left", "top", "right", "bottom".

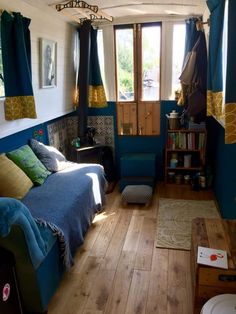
[{"left": 0, "top": 197, "right": 47, "bottom": 268}]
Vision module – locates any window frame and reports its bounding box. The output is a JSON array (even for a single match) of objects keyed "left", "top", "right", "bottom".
[
  {"left": 114, "top": 22, "right": 161, "bottom": 136},
  {"left": 114, "top": 24, "right": 136, "bottom": 103}
]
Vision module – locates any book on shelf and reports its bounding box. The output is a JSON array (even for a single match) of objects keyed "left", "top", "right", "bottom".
[
  {"left": 167, "top": 132, "right": 205, "bottom": 150},
  {"left": 197, "top": 246, "right": 228, "bottom": 269},
  {"left": 198, "top": 133, "right": 205, "bottom": 150}
]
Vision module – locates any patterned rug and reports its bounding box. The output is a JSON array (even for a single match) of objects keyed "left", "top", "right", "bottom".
[{"left": 156, "top": 198, "right": 220, "bottom": 250}]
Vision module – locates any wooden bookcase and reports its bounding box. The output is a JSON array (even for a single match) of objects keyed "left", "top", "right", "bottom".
[{"left": 164, "top": 126, "right": 207, "bottom": 185}]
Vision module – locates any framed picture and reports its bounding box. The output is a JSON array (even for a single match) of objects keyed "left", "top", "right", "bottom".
[{"left": 40, "top": 38, "right": 57, "bottom": 88}]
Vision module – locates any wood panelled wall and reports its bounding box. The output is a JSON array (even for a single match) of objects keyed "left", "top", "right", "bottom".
[
  {"left": 117, "top": 102, "right": 160, "bottom": 136},
  {"left": 0, "top": 0, "right": 76, "bottom": 139}
]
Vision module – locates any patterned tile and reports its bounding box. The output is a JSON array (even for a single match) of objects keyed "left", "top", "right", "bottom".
[
  {"left": 88, "top": 116, "right": 114, "bottom": 149},
  {"left": 47, "top": 115, "right": 115, "bottom": 159}
]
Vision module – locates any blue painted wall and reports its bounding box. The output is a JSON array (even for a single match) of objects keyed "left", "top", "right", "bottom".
[
  {"left": 89, "top": 102, "right": 236, "bottom": 218},
  {"left": 88, "top": 100, "right": 180, "bottom": 179},
  {"left": 1, "top": 100, "right": 179, "bottom": 180},
  {"left": 0, "top": 123, "right": 49, "bottom": 153},
  {"left": 0, "top": 113, "right": 74, "bottom": 153},
  {"left": 1, "top": 100, "right": 235, "bottom": 218},
  {"left": 207, "top": 117, "right": 236, "bottom": 219}
]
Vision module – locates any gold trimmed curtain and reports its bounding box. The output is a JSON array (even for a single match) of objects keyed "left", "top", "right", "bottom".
[
  {"left": 1, "top": 11, "right": 36, "bottom": 120},
  {"left": 89, "top": 28, "right": 107, "bottom": 108},
  {"left": 75, "top": 26, "right": 107, "bottom": 109},
  {"left": 77, "top": 20, "right": 91, "bottom": 144},
  {"left": 225, "top": 0, "right": 236, "bottom": 144},
  {"left": 206, "top": 0, "right": 225, "bottom": 123}
]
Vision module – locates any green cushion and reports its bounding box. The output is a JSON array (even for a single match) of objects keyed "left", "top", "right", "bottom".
[{"left": 7, "top": 145, "right": 51, "bottom": 185}]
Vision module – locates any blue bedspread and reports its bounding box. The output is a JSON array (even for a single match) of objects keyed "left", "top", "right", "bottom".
[{"left": 22, "top": 163, "right": 106, "bottom": 268}]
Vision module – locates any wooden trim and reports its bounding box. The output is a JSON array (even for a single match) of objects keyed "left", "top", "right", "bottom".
[
  {"left": 114, "top": 26, "right": 118, "bottom": 102},
  {"left": 116, "top": 102, "right": 138, "bottom": 135},
  {"left": 114, "top": 22, "right": 161, "bottom": 136},
  {"left": 136, "top": 23, "right": 142, "bottom": 102}
]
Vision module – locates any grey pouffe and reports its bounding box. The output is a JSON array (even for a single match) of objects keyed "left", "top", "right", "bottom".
[{"left": 121, "top": 185, "right": 153, "bottom": 206}]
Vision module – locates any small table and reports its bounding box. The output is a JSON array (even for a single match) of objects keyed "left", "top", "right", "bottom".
[
  {"left": 71, "top": 144, "right": 104, "bottom": 163},
  {"left": 191, "top": 218, "right": 236, "bottom": 312}
]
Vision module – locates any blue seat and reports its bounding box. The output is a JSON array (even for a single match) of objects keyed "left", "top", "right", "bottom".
[
  {"left": 120, "top": 153, "right": 156, "bottom": 177},
  {"left": 119, "top": 153, "right": 156, "bottom": 191}
]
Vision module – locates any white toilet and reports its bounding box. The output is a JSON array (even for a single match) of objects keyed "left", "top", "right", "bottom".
[{"left": 201, "top": 294, "right": 236, "bottom": 314}]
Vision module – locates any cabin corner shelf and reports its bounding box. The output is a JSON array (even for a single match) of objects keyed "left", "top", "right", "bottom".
[{"left": 164, "top": 125, "right": 207, "bottom": 185}]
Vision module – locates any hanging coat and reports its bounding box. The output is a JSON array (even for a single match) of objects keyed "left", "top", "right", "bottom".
[{"left": 178, "top": 31, "right": 207, "bottom": 120}]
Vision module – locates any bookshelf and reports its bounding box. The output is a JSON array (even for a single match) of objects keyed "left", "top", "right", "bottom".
[{"left": 164, "top": 127, "right": 207, "bottom": 185}]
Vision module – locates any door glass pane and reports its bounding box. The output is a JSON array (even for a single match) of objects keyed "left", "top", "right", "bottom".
[
  {"left": 115, "top": 28, "right": 134, "bottom": 101},
  {"left": 172, "top": 24, "right": 186, "bottom": 98},
  {"left": 142, "top": 25, "right": 160, "bottom": 101}
]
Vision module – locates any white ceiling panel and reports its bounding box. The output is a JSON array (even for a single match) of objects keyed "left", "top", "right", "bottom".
[{"left": 22, "top": 0, "right": 208, "bottom": 24}]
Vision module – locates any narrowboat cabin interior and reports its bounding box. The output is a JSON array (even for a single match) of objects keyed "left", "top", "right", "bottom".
[{"left": 0, "top": 0, "right": 236, "bottom": 313}]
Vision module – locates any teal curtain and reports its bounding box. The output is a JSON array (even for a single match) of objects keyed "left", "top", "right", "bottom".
[
  {"left": 77, "top": 20, "right": 91, "bottom": 144},
  {"left": 1, "top": 11, "right": 36, "bottom": 120},
  {"left": 224, "top": 0, "right": 236, "bottom": 143},
  {"left": 89, "top": 28, "right": 107, "bottom": 108},
  {"left": 206, "top": 0, "right": 225, "bottom": 120},
  {"left": 75, "top": 24, "right": 107, "bottom": 143},
  {"left": 184, "top": 17, "right": 201, "bottom": 59}
]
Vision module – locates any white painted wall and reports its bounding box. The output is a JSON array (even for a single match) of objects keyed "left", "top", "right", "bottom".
[
  {"left": 0, "top": 0, "right": 77, "bottom": 138},
  {"left": 203, "top": 6, "right": 210, "bottom": 51}
]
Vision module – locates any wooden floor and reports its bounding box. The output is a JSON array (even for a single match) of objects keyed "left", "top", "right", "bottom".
[{"left": 48, "top": 183, "right": 215, "bottom": 314}]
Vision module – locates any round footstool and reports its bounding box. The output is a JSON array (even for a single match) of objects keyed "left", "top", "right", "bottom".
[{"left": 121, "top": 185, "right": 153, "bottom": 206}]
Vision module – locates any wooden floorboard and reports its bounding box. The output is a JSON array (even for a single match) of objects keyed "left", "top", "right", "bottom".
[{"left": 48, "top": 182, "right": 214, "bottom": 314}]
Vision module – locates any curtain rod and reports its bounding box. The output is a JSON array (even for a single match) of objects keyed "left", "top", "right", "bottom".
[{"left": 196, "top": 18, "right": 210, "bottom": 31}]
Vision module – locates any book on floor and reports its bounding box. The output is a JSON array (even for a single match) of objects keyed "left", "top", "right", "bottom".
[{"left": 197, "top": 246, "right": 228, "bottom": 269}]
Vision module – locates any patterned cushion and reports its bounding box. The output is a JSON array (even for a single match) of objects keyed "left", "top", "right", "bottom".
[
  {"left": 121, "top": 185, "right": 153, "bottom": 205},
  {"left": 29, "top": 139, "right": 68, "bottom": 172},
  {"left": 7, "top": 145, "right": 51, "bottom": 185},
  {"left": 0, "top": 154, "right": 33, "bottom": 199}
]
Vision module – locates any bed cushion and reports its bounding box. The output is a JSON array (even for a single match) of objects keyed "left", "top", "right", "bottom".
[
  {"left": 0, "top": 154, "right": 33, "bottom": 199},
  {"left": 6, "top": 145, "right": 51, "bottom": 185},
  {"left": 29, "top": 139, "right": 68, "bottom": 172}
]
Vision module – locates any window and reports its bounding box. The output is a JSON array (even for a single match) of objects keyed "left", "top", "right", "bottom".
[
  {"left": 141, "top": 25, "right": 160, "bottom": 101},
  {"left": 115, "top": 27, "right": 134, "bottom": 102},
  {"left": 172, "top": 23, "right": 186, "bottom": 98},
  {"left": 115, "top": 23, "right": 161, "bottom": 136}
]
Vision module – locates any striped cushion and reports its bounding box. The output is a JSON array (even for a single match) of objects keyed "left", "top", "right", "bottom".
[{"left": 121, "top": 185, "right": 153, "bottom": 205}]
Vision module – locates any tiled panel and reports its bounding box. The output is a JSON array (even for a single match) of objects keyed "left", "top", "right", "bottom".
[
  {"left": 66, "top": 116, "right": 78, "bottom": 144},
  {"left": 47, "top": 119, "right": 68, "bottom": 156},
  {"left": 47, "top": 115, "right": 115, "bottom": 159},
  {"left": 88, "top": 116, "right": 114, "bottom": 148}
]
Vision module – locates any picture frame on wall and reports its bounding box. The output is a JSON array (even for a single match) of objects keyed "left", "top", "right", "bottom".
[{"left": 40, "top": 38, "right": 57, "bottom": 88}]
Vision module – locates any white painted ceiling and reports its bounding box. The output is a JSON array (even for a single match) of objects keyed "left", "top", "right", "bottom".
[{"left": 28, "top": 0, "right": 208, "bottom": 25}]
